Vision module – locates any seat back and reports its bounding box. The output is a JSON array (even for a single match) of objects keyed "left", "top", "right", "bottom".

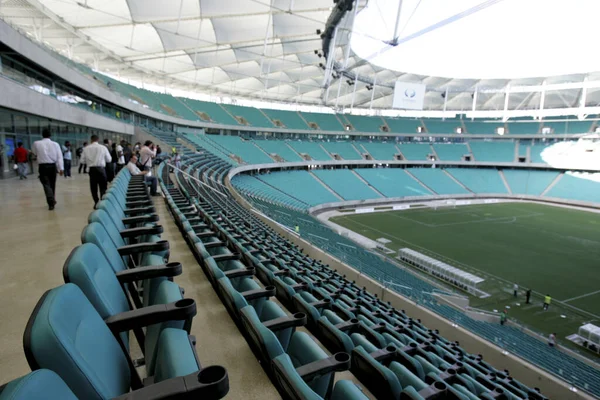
[
  {"left": 24, "top": 284, "right": 131, "bottom": 400},
  {"left": 88, "top": 209, "right": 126, "bottom": 239},
  {"left": 0, "top": 370, "right": 77, "bottom": 400},
  {"left": 239, "top": 306, "right": 285, "bottom": 365},
  {"left": 81, "top": 222, "right": 126, "bottom": 273}
]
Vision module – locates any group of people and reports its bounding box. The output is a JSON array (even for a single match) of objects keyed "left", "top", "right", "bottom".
[
  {"left": 502, "top": 285, "right": 556, "bottom": 347},
  {"left": 25, "top": 129, "right": 161, "bottom": 210}
]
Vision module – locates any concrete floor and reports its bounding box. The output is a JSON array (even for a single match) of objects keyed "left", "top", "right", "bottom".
[{"left": 0, "top": 171, "right": 279, "bottom": 399}]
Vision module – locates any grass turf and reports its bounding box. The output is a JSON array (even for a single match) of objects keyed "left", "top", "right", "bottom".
[{"left": 331, "top": 202, "right": 600, "bottom": 350}]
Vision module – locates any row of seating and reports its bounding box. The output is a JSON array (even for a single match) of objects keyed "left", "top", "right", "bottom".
[
  {"left": 62, "top": 63, "right": 600, "bottom": 134},
  {"left": 0, "top": 169, "right": 229, "bottom": 399},
  {"left": 236, "top": 172, "right": 600, "bottom": 397},
  {"left": 182, "top": 134, "right": 570, "bottom": 165},
  {"left": 157, "top": 150, "right": 550, "bottom": 399}
]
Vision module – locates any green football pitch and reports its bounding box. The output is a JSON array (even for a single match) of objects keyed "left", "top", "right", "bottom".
[{"left": 331, "top": 202, "right": 600, "bottom": 346}]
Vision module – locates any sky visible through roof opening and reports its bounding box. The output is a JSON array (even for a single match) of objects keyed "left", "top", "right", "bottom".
[{"left": 350, "top": 0, "right": 600, "bottom": 79}]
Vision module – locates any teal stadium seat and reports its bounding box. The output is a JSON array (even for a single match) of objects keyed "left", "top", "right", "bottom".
[
  {"left": 399, "top": 143, "right": 433, "bottom": 161},
  {"left": 261, "top": 109, "right": 309, "bottom": 130},
  {"left": 0, "top": 370, "right": 76, "bottom": 400},
  {"left": 342, "top": 114, "right": 386, "bottom": 132},
  {"left": 221, "top": 104, "right": 274, "bottom": 128},
  {"left": 407, "top": 168, "right": 470, "bottom": 195},
  {"left": 432, "top": 143, "right": 469, "bottom": 161},
  {"left": 287, "top": 141, "right": 332, "bottom": 161},
  {"left": 355, "top": 168, "right": 433, "bottom": 197},
  {"left": 300, "top": 112, "right": 345, "bottom": 131},
  {"left": 312, "top": 169, "right": 381, "bottom": 201},
  {"left": 24, "top": 284, "right": 228, "bottom": 399},
  {"left": 359, "top": 142, "right": 399, "bottom": 160},
  {"left": 446, "top": 168, "right": 508, "bottom": 193},
  {"left": 384, "top": 117, "right": 423, "bottom": 133},
  {"left": 321, "top": 142, "right": 363, "bottom": 160},
  {"left": 254, "top": 140, "right": 304, "bottom": 162},
  {"left": 468, "top": 141, "right": 515, "bottom": 162},
  {"left": 502, "top": 170, "right": 559, "bottom": 195}
]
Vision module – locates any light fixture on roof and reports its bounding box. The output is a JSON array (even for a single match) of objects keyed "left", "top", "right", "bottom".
[
  {"left": 496, "top": 127, "right": 506, "bottom": 136},
  {"left": 366, "top": 85, "right": 373, "bottom": 91}
]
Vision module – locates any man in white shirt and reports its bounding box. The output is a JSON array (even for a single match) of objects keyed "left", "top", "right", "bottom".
[
  {"left": 32, "top": 129, "right": 64, "bottom": 210},
  {"left": 139, "top": 140, "right": 156, "bottom": 172},
  {"left": 126, "top": 155, "right": 158, "bottom": 196},
  {"left": 81, "top": 134, "right": 112, "bottom": 208},
  {"left": 116, "top": 140, "right": 126, "bottom": 173}
]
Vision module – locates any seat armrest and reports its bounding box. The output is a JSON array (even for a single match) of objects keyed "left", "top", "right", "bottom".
[
  {"left": 241, "top": 286, "right": 276, "bottom": 301},
  {"left": 123, "top": 206, "right": 156, "bottom": 216},
  {"left": 112, "top": 366, "right": 229, "bottom": 400},
  {"left": 295, "top": 353, "right": 351, "bottom": 383},
  {"left": 115, "top": 262, "right": 182, "bottom": 283},
  {"left": 122, "top": 214, "right": 160, "bottom": 225},
  {"left": 117, "top": 240, "right": 169, "bottom": 256},
  {"left": 223, "top": 267, "right": 255, "bottom": 279},
  {"left": 120, "top": 225, "right": 164, "bottom": 239},
  {"left": 262, "top": 313, "right": 307, "bottom": 332},
  {"left": 126, "top": 199, "right": 153, "bottom": 208},
  {"left": 105, "top": 299, "right": 196, "bottom": 333}
]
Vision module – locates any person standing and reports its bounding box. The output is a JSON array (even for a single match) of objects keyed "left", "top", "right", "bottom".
[
  {"left": 525, "top": 288, "right": 532, "bottom": 304},
  {"left": 139, "top": 140, "right": 156, "bottom": 172},
  {"left": 174, "top": 152, "right": 182, "bottom": 170},
  {"left": 103, "top": 139, "right": 115, "bottom": 183},
  {"left": 500, "top": 309, "right": 507, "bottom": 326},
  {"left": 14, "top": 142, "right": 29, "bottom": 180},
  {"left": 32, "top": 129, "right": 64, "bottom": 210},
  {"left": 126, "top": 155, "right": 159, "bottom": 196},
  {"left": 77, "top": 142, "right": 88, "bottom": 174},
  {"left": 116, "top": 140, "right": 126, "bottom": 173},
  {"left": 81, "top": 135, "right": 111, "bottom": 209},
  {"left": 62, "top": 141, "right": 72, "bottom": 178},
  {"left": 548, "top": 333, "right": 556, "bottom": 347},
  {"left": 543, "top": 294, "right": 551, "bottom": 311},
  {"left": 123, "top": 142, "right": 133, "bottom": 165},
  {"left": 513, "top": 283, "right": 518, "bottom": 297}
]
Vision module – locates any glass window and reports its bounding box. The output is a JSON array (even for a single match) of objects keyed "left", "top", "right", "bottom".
[{"left": 0, "top": 109, "right": 13, "bottom": 133}]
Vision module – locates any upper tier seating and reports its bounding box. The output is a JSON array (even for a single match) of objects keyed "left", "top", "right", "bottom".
[
  {"left": 506, "top": 122, "right": 540, "bottom": 134},
  {"left": 258, "top": 170, "right": 339, "bottom": 206},
  {"left": 398, "top": 143, "right": 433, "bottom": 161},
  {"left": 254, "top": 140, "right": 303, "bottom": 162},
  {"left": 407, "top": 168, "right": 470, "bottom": 195},
  {"left": 221, "top": 104, "right": 274, "bottom": 128},
  {"left": 312, "top": 169, "right": 381, "bottom": 201},
  {"left": 342, "top": 114, "right": 386, "bottom": 132},
  {"left": 503, "top": 170, "right": 559, "bottom": 195},
  {"left": 530, "top": 143, "right": 552, "bottom": 164},
  {"left": 300, "top": 112, "right": 345, "bottom": 131},
  {"left": 355, "top": 168, "right": 433, "bottom": 197},
  {"left": 231, "top": 174, "right": 308, "bottom": 210},
  {"left": 422, "top": 118, "right": 463, "bottom": 134},
  {"left": 432, "top": 143, "right": 470, "bottom": 161},
  {"left": 179, "top": 98, "right": 240, "bottom": 125},
  {"left": 358, "top": 141, "right": 399, "bottom": 160},
  {"left": 446, "top": 168, "right": 508, "bottom": 193},
  {"left": 384, "top": 117, "right": 423, "bottom": 133},
  {"left": 321, "top": 142, "right": 363, "bottom": 160},
  {"left": 288, "top": 141, "right": 332, "bottom": 161},
  {"left": 207, "top": 135, "right": 273, "bottom": 164},
  {"left": 463, "top": 121, "right": 502, "bottom": 135},
  {"left": 260, "top": 108, "right": 309, "bottom": 130},
  {"left": 545, "top": 172, "right": 600, "bottom": 203},
  {"left": 469, "top": 141, "right": 515, "bottom": 162}
]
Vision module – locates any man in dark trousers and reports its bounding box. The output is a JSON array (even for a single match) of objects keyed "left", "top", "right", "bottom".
[
  {"left": 77, "top": 142, "right": 88, "bottom": 173},
  {"left": 525, "top": 288, "right": 532, "bottom": 304},
  {"left": 32, "top": 129, "right": 64, "bottom": 210},
  {"left": 81, "top": 135, "right": 111, "bottom": 209}
]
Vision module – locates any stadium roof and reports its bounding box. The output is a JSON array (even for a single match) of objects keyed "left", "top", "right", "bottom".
[{"left": 2, "top": 0, "right": 600, "bottom": 113}]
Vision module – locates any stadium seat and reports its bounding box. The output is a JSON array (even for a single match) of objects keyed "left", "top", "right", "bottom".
[
  {"left": 23, "top": 283, "right": 229, "bottom": 400},
  {"left": 63, "top": 243, "right": 189, "bottom": 375},
  {"left": 0, "top": 370, "right": 77, "bottom": 400},
  {"left": 81, "top": 222, "right": 171, "bottom": 307}
]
